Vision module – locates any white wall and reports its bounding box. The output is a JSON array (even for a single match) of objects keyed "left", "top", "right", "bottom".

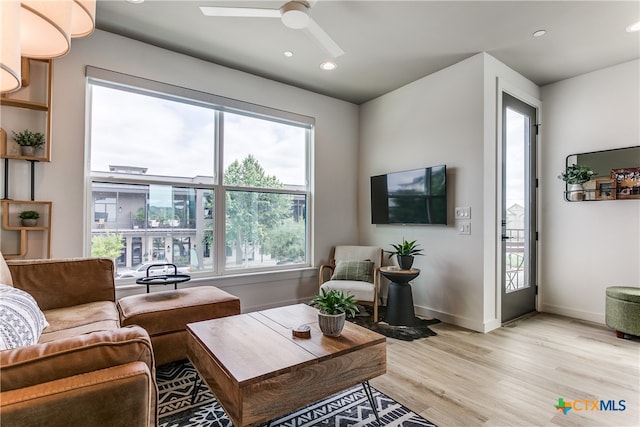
[
  {"left": 539, "top": 60, "right": 640, "bottom": 323},
  {"left": 359, "top": 53, "right": 539, "bottom": 332},
  {"left": 5, "top": 29, "right": 634, "bottom": 325},
  {"left": 1, "top": 30, "right": 360, "bottom": 312}
]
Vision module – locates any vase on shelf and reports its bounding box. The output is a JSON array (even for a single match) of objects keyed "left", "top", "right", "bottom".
[
  {"left": 567, "top": 183, "right": 585, "bottom": 201},
  {"left": 20, "top": 146, "right": 37, "bottom": 157}
]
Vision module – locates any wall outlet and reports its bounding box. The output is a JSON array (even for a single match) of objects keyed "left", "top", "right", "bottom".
[
  {"left": 455, "top": 206, "right": 471, "bottom": 219},
  {"left": 459, "top": 221, "right": 471, "bottom": 235}
]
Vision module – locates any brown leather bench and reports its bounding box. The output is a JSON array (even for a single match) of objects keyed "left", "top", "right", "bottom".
[{"left": 118, "top": 286, "right": 240, "bottom": 365}]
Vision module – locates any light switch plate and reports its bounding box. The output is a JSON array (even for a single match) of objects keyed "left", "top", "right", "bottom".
[
  {"left": 459, "top": 221, "right": 471, "bottom": 235},
  {"left": 455, "top": 206, "right": 471, "bottom": 219}
]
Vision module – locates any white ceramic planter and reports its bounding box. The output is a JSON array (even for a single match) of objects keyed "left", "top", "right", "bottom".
[
  {"left": 20, "top": 146, "right": 36, "bottom": 157},
  {"left": 568, "top": 183, "right": 584, "bottom": 201},
  {"left": 318, "top": 311, "right": 346, "bottom": 337},
  {"left": 21, "top": 218, "right": 38, "bottom": 227}
]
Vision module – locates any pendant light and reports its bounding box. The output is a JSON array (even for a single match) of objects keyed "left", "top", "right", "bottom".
[
  {"left": 71, "top": 0, "right": 96, "bottom": 38},
  {"left": 20, "top": 0, "right": 73, "bottom": 59},
  {"left": 0, "top": 1, "right": 22, "bottom": 93}
]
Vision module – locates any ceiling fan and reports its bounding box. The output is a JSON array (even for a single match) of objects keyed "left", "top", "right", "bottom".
[{"left": 199, "top": 0, "right": 344, "bottom": 58}]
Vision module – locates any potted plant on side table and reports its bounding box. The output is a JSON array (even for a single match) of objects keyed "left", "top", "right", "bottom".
[
  {"left": 558, "top": 164, "right": 594, "bottom": 201},
  {"left": 387, "top": 238, "right": 423, "bottom": 270},
  {"left": 12, "top": 129, "right": 45, "bottom": 157},
  {"left": 19, "top": 210, "right": 40, "bottom": 227},
  {"left": 310, "top": 289, "right": 358, "bottom": 337}
]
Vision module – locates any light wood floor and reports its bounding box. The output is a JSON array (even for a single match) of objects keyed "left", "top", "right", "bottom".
[{"left": 370, "top": 313, "right": 639, "bottom": 427}]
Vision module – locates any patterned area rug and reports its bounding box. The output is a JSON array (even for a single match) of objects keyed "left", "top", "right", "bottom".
[
  {"left": 349, "top": 306, "right": 440, "bottom": 341},
  {"left": 158, "top": 360, "right": 436, "bottom": 427}
]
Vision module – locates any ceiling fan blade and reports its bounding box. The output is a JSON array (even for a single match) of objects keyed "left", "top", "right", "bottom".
[
  {"left": 199, "top": 6, "right": 280, "bottom": 18},
  {"left": 304, "top": 17, "right": 344, "bottom": 58}
]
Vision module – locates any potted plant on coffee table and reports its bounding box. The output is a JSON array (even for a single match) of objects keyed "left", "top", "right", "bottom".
[
  {"left": 12, "top": 129, "right": 45, "bottom": 157},
  {"left": 558, "top": 164, "right": 594, "bottom": 201},
  {"left": 310, "top": 289, "right": 358, "bottom": 337},
  {"left": 19, "top": 210, "right": 40, "bottom": 227},
  {"left": 387, "top": 237, "right": 423, "bottom": 269}
]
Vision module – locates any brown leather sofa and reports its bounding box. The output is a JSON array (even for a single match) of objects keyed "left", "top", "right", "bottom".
[{"left": 0, "top": 254, "right": 157, "bottom": 427}]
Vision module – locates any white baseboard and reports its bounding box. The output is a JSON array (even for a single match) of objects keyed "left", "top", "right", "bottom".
[
  {"left": 415, "top": 303, "right": 606, "bottom": 333},
  {"left": 540, "top": 303, "right": 605, "bottom": 325},
  {"left": 414, "top": 304, "right": 495, "bottom": 333}
]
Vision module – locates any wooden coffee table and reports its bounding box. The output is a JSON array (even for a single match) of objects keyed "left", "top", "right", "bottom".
[{"left": 186, "top": 303, "right": 386, "bottom": 426}]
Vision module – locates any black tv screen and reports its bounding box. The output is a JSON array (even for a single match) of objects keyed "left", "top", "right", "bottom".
[{"left": 371, "top": 165, "right": 447, "bottom": 225}]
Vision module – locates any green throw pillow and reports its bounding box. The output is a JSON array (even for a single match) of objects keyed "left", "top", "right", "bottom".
[{"left": 331, "top": 260, "right": 374, "bottom": 283}]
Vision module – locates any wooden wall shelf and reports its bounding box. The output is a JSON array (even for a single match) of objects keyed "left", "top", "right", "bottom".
[
  {"left": 0, "top": 58, "right": 52, "bottom": 162},
  {"left": 0, "top": 98, "right": 49, "bottom": 111},
  {"left": 1, "top": 200, "right": 52, "bottom": 259},
  {"left": 1, "top": 58, "right": 53, "bottom": 259}
]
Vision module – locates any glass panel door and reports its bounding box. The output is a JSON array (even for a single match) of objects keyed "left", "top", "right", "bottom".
[{"left": 501, "top": 93, "right": 537, "bottom": 322}]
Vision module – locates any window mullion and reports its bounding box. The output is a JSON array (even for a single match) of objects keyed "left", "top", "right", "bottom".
[{"left": 214, "top": 111, "right": 226, "bottom": 274}]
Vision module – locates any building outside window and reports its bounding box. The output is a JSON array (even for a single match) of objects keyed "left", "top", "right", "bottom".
[{"left": 86, "top": 68, "right": 312, "bottom": 281}]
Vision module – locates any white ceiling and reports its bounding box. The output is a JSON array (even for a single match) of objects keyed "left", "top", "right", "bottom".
[{"left": 95, "top": 0, "right": 640, "bottom": 104}]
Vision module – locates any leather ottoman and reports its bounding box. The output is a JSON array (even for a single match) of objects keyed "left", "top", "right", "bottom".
[{"left": 118, "top": 286, "right": 240, "bottom": 365}]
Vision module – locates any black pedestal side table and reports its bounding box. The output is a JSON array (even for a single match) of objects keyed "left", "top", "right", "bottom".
[
  {"left": 135, "top": 263, "right": 191, "bottom": 293},
  {"left": 380, "top": 266, "right": 420, "bottom": 326}
]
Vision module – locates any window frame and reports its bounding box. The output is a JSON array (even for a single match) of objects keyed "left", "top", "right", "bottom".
[{"left": 85, "top": 67, "right": 314, "bottom": 282}]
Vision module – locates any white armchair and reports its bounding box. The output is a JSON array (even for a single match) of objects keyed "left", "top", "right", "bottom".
[{"left": 318, "top": 245, "right": 383, "bottom": 322}]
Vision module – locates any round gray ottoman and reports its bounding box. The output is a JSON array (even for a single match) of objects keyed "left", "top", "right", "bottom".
[{"left": 605, "top": 286, "right": 640, "bottom": 338}]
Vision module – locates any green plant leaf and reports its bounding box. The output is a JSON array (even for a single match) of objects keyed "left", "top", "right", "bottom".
[
  {"left": 12, "top": 129, "right": 45, "bottom": 148},
  {"left": 386, "top": 237, "right": 424, "bottom": 257},
  {"left": 558, "top": 164, "right": 595, "bottom": 184},
  {"left": 310, "top": 289, "right": 359, "bottom": 316}
]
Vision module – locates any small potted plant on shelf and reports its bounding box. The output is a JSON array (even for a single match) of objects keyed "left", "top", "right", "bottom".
[
  {"left": 558, "top": 164, "right": 594, "bottom": 201},
  {"left": 19, "top": 210, "right": 40, "bottom": 227},
  {"left": 309, "top": 289, "right": 358, "bottom": 337},
  {"left": 12, "top": 129, "right": 45, "bottom": 157},
  {"left": 387, "top": 237, "right": 424, "bottom": 270}
]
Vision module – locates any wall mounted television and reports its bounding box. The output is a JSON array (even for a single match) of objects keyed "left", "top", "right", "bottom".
[{"left": 370, "top": 165, "right": 447, "bottom": 225}]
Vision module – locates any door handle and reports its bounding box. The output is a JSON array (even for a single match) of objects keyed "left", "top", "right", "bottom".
[{"left": 501, "top": 235, "right": 511, "bottom": 240}]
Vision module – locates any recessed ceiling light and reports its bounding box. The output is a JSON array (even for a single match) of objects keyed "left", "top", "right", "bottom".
[
  {"left": 284, "top": 51, "right": 293, "bottom": 57},
  {"left": 532, "top": 30, "right": 546, "bottom": 37},
  {"left": 320, "top": 61, "right": 337, "bottom": 71},
  {"left": 126, "top": 0, "right": 145, "bottom": 4},
  {"left": 627, "top": 21, "right": 640, "bottom": 32}
]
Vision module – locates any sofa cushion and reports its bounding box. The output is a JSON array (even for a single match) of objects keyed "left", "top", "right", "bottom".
[
  {"left": 1, "top": 362, "right": 154, "bottom": 427},
  {"left": 7, "top": 257, "right": 116, "bottom": 310},
  {"left": 0, "top": 326, "right": 154, "bottom": 392},
  {"left": 39, "top": 301, "right": 120, "bottom": 343},
  {"left": 320, "top": 280, "right": 375, "bottom": 302},
  {"left": 0, "top": 284, "right": 49, "bottom": 350},
  {"left": 331, "top": 260, "right": 375, "bottom": 283}
]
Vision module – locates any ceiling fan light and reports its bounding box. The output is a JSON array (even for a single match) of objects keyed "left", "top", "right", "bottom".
[
  {"left": 1, "top": 0, "right": 22, "bottom": 93},
  {"left": 71, "top": 0, "right": 96, "bottom": 38},
  {"left": 281, "top": 2, "right": 310, "bottom": 29},
  {"left": 21, "top": 0, "right": 73, "bottom": 59}
]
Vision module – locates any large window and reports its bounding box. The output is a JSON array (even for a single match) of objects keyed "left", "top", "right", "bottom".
[{"left": 86, "top": 68, "right": 312, "bottom": 280}]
